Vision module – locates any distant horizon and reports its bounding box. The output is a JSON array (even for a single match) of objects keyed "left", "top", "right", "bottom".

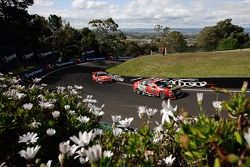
[
  {"left": 120, "top": 27, "right": 202, "bottom": 29},
  {"left": 119, "top": 27, "right": 250, "bottom": 36},
  {"left": 120, "top": 27, "right": 250, "bottom": 29}
]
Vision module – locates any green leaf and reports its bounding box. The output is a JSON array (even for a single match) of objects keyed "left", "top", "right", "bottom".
[
  {"left": 214, "top": 158, "right": 221, "bottom": 167},
  {"left": 241, "top": 81, "right": 248, "bottom": 93},
  {"left": 185, "top": 151, "right": 193, "bottom": 158},
  {"left": 197, "top": 130, "right": 206, "bottom": 139},
  {"left": 234, "top": 131, "right": 242, "bottom": 145},
  {"left": 227, "top": 154, "right": 239, "bottom": 163}
]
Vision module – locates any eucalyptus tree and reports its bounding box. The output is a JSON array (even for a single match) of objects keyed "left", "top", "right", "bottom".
[
  {"left": 153, "top": 25, "right": 187, "bottom": 54},
  {"left": 88, "top": 18, "right": 126, "bottom": 56},
  {"left": 48, "top": 14, "right": 63, "bottom": 33},
  {"left": 28, "top": 15, "right": 52, "bottom": 63},
  {"left": 166, "top": 31, "right": 187, "bottom": 52},
  {"left": 49, "top": 22, "right": 82, "bottom": 60},
  {"left": 196, "top": 26, "right": 218, "bottom": 51},
  {"left": 124, "top": 41, "right": 142, "bottom": 57},
  {"left": 29, "top": 15, "right": 51, "bottom": 46},
  {"left": 79, "top": 27, "right": 99, "bottom": 52}
]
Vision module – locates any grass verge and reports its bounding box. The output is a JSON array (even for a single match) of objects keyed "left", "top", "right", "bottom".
[{"left": 107, "top": 49, "right": 250, "bottom": 78}]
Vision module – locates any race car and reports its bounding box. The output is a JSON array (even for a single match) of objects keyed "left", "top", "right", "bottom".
[
  {"left": 92, "top": 71, "right": 112, "bottom": 83},
  {"left": 133, "top": 78, "right": 183, "bottom": 99}
]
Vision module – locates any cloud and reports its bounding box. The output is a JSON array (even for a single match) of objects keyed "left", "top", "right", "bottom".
[
  {"left": 113, "top": 0, "right": 203, "bottom": 27},
  {"left": 72, "top": 0, "right": 109, "bottom": 9},
  {"left": 28, "top": 0, "right": 250, "bottom": 28}
]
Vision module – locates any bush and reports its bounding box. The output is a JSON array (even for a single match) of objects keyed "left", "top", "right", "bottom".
[
  {"left": 0, "top": 73, "right": 100, "bottom": 166},
  {"left": 217, "top": 37, "right": 239, "bottom": 51},
  {"left": 0, "top": 73, "right": 250, "bottom": 167}
]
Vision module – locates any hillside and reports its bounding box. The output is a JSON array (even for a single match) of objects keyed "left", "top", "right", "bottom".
[{"left": 107, "top": 49, "right": 250, "bottom": 78}]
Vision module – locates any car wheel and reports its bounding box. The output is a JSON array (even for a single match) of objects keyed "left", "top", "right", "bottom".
[{"left": 159, "top": 92, "right": 166, "bottom": 99}]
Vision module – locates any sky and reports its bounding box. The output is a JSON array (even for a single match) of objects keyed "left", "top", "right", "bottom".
[{"left": 28, "top": 0, "right": 250, "bottom": 29}]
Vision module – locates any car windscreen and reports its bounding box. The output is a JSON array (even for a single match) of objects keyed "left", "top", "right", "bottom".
[
  {"left": 98, "top": 73, "right": 107, "bottom": 76},
  {"left": 155, "top": 80, "right": 169, "bottom": 88}
]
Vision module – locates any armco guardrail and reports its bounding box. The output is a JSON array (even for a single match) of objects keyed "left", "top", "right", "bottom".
[{"left": 19, "top": 56, "right": 106, "bottom": 82}]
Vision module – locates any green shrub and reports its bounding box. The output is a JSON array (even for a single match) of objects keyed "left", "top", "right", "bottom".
[{"left": 217, "top": 37, "right": 239, "bottom": 50}]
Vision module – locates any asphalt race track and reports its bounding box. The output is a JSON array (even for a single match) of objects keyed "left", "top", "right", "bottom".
[{"left": 43, "top": 62, "right": 249, "bottom": 128}]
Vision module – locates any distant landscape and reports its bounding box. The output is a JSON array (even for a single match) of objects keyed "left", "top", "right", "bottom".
[{"left": 121, "top": 27, "right": 250, "bottom": 36}]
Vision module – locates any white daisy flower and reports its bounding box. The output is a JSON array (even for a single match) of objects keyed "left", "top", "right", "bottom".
[
  {"left": 212, "top": 101, "right": 223, "bottom": 111},
  {"left": 103, "top": 150, "right": 114, "bottom": 158},
  {"left": 64, "top": 105, "right": 70, "bottom": 110},
  {"left": 23, "top": 103, "right": 33, "bottom": 110},
  {"left": 46, "top": 128, "right": 56, "bottom": 136},
  {"left": 32, "top": 78, "right": 41, "bottom": 83},
  {"left": 77, "top": 116, "right": 90, "bottom": 123},
  {"left": 244, "top": 127, "right": 250, "bottom": 148},
  {"left": 118, "top": 117, "right": 134, "bottom": 128},
  {"left": 111, "top": 115, "right": 122, "bottom": 123},
  {"left": 137, "top": 106, "right": 147, "bottom": 119},
  {"left": 161, "top": 154, "right": 175, "bottom": 166},
  {"left": 19, "top": 145, "right": 40, "bottom": 160},
  {"left": 19, "top": 132, "right": 39, "bottom": 144},
  {"left": 112, "top": 128, "right": 123, "bottom": 137},
  {"left": 70, "top": 131, "right": 94, "bottom": 146},
  {"left": 74, "top": 85, "right": 83, "bottom": 90},
  {"left": 161, "top": 99, "right": 177, "bottom": 125},
  {"left": 39, "top": 101, "right": 54, "bottom": 109},
  {"left": 86, "top": 144, "right": 102, "bottom": 163},
  {"left": 197, "top": 92, "right": 203, "bottom": 105},
  {"left": 52, "top": 111, "right": 60, "bottom": 119}
]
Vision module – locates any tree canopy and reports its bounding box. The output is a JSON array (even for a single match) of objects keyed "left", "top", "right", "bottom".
[
  {"left": 152, "top": 25, "right": 187, "bottom": 53},
  {"left": 48, "top": 14, "right": 63, "bottom": 33},
  {"left": 0, "top": 0, "right": 35, "bottom": 64},
  {"left": 89, "top": 18, "right": 126, "bottom": 56},
  {"left": 196, "top": 19, "right": 250, "bottom": 51}
]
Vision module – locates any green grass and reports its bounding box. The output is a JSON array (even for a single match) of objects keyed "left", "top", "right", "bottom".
[{"left": 107, "top": 49, "right": 250, "bottom": 78}]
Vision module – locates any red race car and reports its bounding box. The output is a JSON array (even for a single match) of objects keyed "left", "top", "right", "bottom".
[
  {"left": 92, "top": 71, "right": 112, "bottom": 83},
  {"left": 133, "top": 78, "right": 183, "bottom": 99}
]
